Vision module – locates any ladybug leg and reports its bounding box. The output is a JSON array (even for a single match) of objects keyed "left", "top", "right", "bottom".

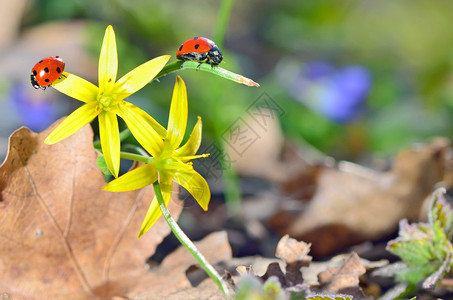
[{"left": 196, "top": 62, "right": 202, "bottom": 71}]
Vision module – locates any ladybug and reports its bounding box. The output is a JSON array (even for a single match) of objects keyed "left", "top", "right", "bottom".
[
  {"left": 30, "top": 56, "right": 65, "bottom": 90},
  {"left": 176, "top": 37, "right": 223, "bottom": 68}
]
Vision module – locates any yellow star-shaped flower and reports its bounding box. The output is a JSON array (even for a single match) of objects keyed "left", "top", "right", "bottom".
[
  {"left": 103, "top": 76, "right": 210, "bottom": 237},
  {"left": 45, "top": 25, "right": 170, "bottom": 178}
]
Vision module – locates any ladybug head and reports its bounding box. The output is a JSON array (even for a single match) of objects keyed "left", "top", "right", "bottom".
[
  {"left": 30, "top": 74, "right": 41, "bottom": 89},
  {"left": 207, "top": 45, "right": 223, "bottom": 66}
]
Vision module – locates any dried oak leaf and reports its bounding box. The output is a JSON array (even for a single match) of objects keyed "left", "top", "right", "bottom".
[
  {"left": 315, "top": 252, "right": 367, "bottom": 299},
  {"left": 275, "top": 234, "right": 312, "bottom": 265},
  {"left": 288, "top": 138, "right": 449, "bottom": 256},
  {"left": 275, "top": 234, "right": 312, "bottom": 287},
  {"left": 0, "top": 120, "right": 183, "bottom": 299}
]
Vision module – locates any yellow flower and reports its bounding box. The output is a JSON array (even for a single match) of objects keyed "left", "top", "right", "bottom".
[
  {"left": 45, "top": 25, "right": 170, "bottom": 178},
  {"left": 103, "top": 76, "right": 210, "bottom": 237}
]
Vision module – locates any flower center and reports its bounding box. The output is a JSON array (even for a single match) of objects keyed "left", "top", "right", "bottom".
[
  {"left": 98, "top": 94, "right": 114, "bottom": 107},
  {"left": 155, "top": 155, "right": 173, "bottom": 171},
  {"left": 97, "top": 92, "right": 121, "bottom": 112}
]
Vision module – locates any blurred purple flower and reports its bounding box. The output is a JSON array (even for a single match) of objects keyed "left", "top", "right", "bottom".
[
  {"left": 9, "top": 83, "right": 57, "bottom": 132},
  {"left": 289, "top": 62, "right": 372, "bottom": 123}
]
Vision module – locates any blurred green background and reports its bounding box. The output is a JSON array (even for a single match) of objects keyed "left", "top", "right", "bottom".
[{"left": 1, "top": 0, "right": 453, "bottom": 161}]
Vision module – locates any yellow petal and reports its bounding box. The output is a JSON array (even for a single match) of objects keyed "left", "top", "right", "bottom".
[
  {"left": 103, "top": 162, "right": 158, "bottom": 192},
  {"left": 45, "top": 102, "right": 99, "bottom": 144},
  {"left": 99, "top": 25, "right": 118, "bottom": 93},
  {"left": 165, "top": 76, "right": 187, "bottom": 151},
  {"left": 174, "top": 168, "right": 210, "bottom": 211},
  {"left": 175, "top": 116, "right": 202, "bottom": 158},
  {"left": 117, "top": 102, "right": 164, "bottom": 158},
  {"left": 99, "top": 111, "right": 120, "bottom": 178},
  {"left": 52, "top": 72, "right": 98, "bottom": 103},
  {"left": 115, "top": 55, "right": 171, "bottom": 98},
  {"left": 138, "top": 173, "right": 173, "bottom": 237}
]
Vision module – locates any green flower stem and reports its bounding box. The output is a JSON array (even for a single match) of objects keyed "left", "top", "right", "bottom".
[
  {"left": 122, "top": 144, "right": 150, "bottom": 157},
  {"left": 94, "top": 128, "right": 132, "bottom": 149},
  {"left": 152, "top": 181, "right": 230, "bottom": 297},
  {"left": 155, "top": 61, "right": 259, "bottom": 87},
  {"left": 120, "top": 152, "right": 153, "bottom": 164},
  {"left": 155, "top": 61, "right": 184, "bottom": 78}
]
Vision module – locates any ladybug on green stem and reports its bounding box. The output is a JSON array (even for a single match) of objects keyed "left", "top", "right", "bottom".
[{"left": 176, "top": 37, "right": 223, "bottom": 68}]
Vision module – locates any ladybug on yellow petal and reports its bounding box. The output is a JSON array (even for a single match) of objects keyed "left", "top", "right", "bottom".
[{"left": 30, "top": 56, "right": 65, "bottom": 90}]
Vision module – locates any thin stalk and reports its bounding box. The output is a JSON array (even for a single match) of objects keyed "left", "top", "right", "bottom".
[
  {"left": 94, "top": 128, "right": 132, "bottom": 149},
  {"left": 154, "top": 61, "right": 259, "bottom": 87},
  {"left": 122, "top": 144, "right": 150, "bottom": 157},
  {"left": 120, "top": 152, "right": 153, "bottom": 164},
  {"left": 155, "top": 61, "right": 184, "bottom": 79},
  {"left": 153, "top": 181, "right": 229, "bottom": 297}
]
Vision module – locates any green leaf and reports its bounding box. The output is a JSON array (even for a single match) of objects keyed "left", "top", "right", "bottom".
[
  {"left": 385, "top": 188, "right": 453, "bottom": 286},
  {"left": 96, "top": 153, "right": 113, "bottom": 181},
  {"left": 234, "top": 275, "right": 285, "bottom": 300},
  {"left": 422, "top": 252, "right": 452, "bottom": 289},
  {"left": 262, "top": 277, "right": 284, "bottom": 299},
  {"left": 429, "top": 188, "right": 453, "bottom": 238}
]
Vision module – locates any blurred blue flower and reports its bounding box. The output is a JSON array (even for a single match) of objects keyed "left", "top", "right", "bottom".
[
  {"left": 288, "top": 62, "right": 372, "bottom": 123},
  {"left": 8, "top": 83, "right": 57, "bottom": 132}
]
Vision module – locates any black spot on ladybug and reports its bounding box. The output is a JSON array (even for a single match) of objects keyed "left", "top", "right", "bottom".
[
  {"left": 179, "top": 44, "right": 183, "bottom": 51},
  {"left": 194, "top": 44, "right": 200, "bottom": 49},
  {"left": 33, "top": 70, "right": 37, "bottom": 76},
  {"left": 56, "top": 67, "right": 61, "bottom": 73},
  {"left": 45, "top": 79, "right": 50, "bottom": 83},
  {"left": 55, "top": 56, "right": 59, "bottom": 58},
  {"left": 194, "top": 37, "right": 199, "bottom": 40},
  {"left": 44, "top": 67, "right": 49, "bottom": 73},
  {"left": 39, "top": 60, "right": 43, "bottom": 63}
]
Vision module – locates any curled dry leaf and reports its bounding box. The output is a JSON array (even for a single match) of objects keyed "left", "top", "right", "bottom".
[
  {"left": 275, "top": 234, "right": 312, "bottom": 287},
  {"left": 0, "top": 119, "right": 182, "bottom": 299},
  {"left": 275, "top": 234, "right": 312, "bottom": 265},
  {"left": 260, "top": 262, "right": 287, "bottom": 287},
  {"left": 315, "top": 252, "right": 367, "bottom": 299}
]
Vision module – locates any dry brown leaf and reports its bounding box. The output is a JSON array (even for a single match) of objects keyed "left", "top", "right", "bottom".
[
  {"left": 260, "top": 262, "right": 287, "bottom": 286},
  {"left": 275, "top": 234, "right": 312, "bottom": 265},
  {"left": 288, "top": 138, "right": 449, "bottom": 256},
  {"left": 134, "top": 279, "right": 224, "bottom": 300},
  {"left": 315, "top": 252, "right": 366, "bottom": 299},
  {"left": 275, "top": 234, "right": 312, "bottom": 287},
  {"left": 0, "top": 120, "right": 182, "bottom": 299},
  {"left": 131, "top": 231, "right": 232, "bottom": 299},
  {"left": 302, "top": 254, "right": 388, "bottom": 287}
]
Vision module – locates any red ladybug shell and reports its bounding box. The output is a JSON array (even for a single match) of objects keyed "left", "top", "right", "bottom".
[
  {"left": 30, "top": 56, "right": 65, "bottom": 89},
  {"left": 176, "top": 37, "right": 223, "bottom": 67},
  {"left": 177, "top": 37, "right": 214, "bottom": 56}
]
